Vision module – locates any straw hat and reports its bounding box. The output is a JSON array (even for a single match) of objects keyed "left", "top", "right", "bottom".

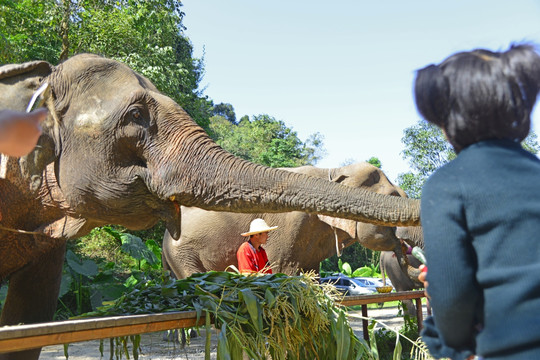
[{"left": 241, "top": 218, "right": 278, "bottom": 236}]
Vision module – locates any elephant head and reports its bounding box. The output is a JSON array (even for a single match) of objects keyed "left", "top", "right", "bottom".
[
  {"left": 286, "top": 163, "right": 408, "bottom": 254},
  {"left": 0, "top": 54, "right": 420, "bottom": 359},
  {"left": 162, "top": 163, "right": 413, "bottom": 279},
  {"left": 394, "top": 225, "right": 425, "bottom": 280}
]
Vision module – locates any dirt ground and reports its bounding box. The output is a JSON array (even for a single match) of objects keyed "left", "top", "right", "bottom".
[{"left": 39, "top": 305, "right": 427, "bottom": 360}]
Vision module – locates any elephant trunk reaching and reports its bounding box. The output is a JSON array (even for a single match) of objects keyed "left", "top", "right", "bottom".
[{"left": 147, "top": 124, "right": 420, "bottom": 238}]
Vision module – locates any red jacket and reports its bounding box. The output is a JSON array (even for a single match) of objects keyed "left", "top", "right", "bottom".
[{"left": 236, "top": 241, "right": 272, "bottom": 274}]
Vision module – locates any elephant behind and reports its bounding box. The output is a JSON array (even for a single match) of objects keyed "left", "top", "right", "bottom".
[
  {"left": 380, "top": 226, "right": 425, "bottom": 315},
  {"left": 0, "top": 54, "right": 419, "bottom": 360},
  {"left": 162, "top": 162, "right": 411, "bottom": 278}
]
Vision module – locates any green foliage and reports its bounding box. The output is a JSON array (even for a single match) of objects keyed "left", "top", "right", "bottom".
[
  {"left": 371, "top": 303, "right": 420, "bottom": 360},
  {"left": 401, "top": 121, "right": 455, "bottom": 177},
  {"left": 209, "top": 114, "right": 325, "bottom": 167},
  {"left": 397, "top": 121, "right": 455, "bottom": 199},
  {"left": 398, "top": 119, "right": 540, "bottom": 198},
  {"left": 0, "top": 0, "right": 213, "bottom": 128},
  {"left": 396, "top": 172, "right": 424, "bottom": 200},
  {"left": 339, "top": 258, "right": 353, "bottom": 276},
  {"left": 348, "top": 301, "right": 432, "bottom": 360},
  {"left": 0, "top": 0, "right": 62, "bottom": 64},
  {"left": 335, "top": 258, "right": 381, "bottom": 278},
  {"left": 354, "top": 264, "right": 382, "bottom": 278},
  {"left": 367, "top": 156, "right": 382, "bottom": 169},
  {"left": 522, "top": 131, "right": 540, "bottom": 155},
  {"left": 320, "top": 242, "right": 380, "bottom": 275},
  {"left": 120, "top": 234, "right": 160, "bottom": 270},
  {"left": 130, "top": 221, "right": 167, "bottom": 247},
  {"left": 73, "top": 226, "right": 131, "bottom": 268},
  {"left": 212, "top": 102, "right": 237, "bottom": 124},
  {"left": 56, "top": 226, "right": 164, "bottom": 319},
  {"left": 80, "top": 271, "right": 370, "bottom": 359},
  {"left": 56, "top": 250, "right": 125, "bottom": 318}
]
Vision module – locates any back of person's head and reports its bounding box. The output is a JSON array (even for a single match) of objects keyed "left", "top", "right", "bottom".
[{"left": 414, "top": 43, "right": 540, "bottom": 152}]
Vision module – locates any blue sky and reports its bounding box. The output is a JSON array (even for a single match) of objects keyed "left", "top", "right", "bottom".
[{"left": 180, "top": 0, "right": 540, "bottom": 182}]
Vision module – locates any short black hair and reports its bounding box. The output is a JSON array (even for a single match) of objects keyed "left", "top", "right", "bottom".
[{"left": 414, "top": 43, "right": 540, "bottom": 152}]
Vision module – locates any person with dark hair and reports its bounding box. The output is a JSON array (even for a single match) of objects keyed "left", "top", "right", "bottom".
[{"left": 415, "top": 44, "right": 540, "bottom": 359}]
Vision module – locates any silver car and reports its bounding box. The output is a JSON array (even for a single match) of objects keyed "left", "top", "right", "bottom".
[
  {"left": 319, "top": 275, "right": 374, "bottom": 295},
  {"left": 354, "top": 277, "right": 394, "bottom": 292}
]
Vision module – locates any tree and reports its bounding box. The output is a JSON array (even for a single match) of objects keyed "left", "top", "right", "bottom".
[
  {"left": 320, "top": 243, "right": 379, "bottom": 276},
  {"left": 208, "top": 114, "right": 325, "bottom": 167},
  {"left": 0, "top": 0, "right": 62, "bottom": 64},
  {"left": 397, "top": 121, "right": 455, "bottom": 198},
  {"left": 0, "top": 0, "right": 213, "bottom": 129},
  {"left": 212, "top": 103, "right": 236, "bottom": 124},
  {"left": 366, "top": 157, "right": 382, "bottom": 169},
  {"left": 398, "top": 119, "right": 540, "bottom": 198}
]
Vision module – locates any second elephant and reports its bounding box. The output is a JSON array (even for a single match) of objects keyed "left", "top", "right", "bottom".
[
  {"left": 163, "top": 163, "right": 411, "bottom": 278},
  {"left": 380, "top": 226, "right": 425, "bottom": 315}
]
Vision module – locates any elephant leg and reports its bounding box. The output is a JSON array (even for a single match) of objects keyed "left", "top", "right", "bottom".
[{"left": 0, "top": 241, "right": 66, "bottom": 360}]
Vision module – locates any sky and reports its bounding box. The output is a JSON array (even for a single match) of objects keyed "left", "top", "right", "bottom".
[{"left": 180, "top": 0, "right": 540, "bottom": 183}]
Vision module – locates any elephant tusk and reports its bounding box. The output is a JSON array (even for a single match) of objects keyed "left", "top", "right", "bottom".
[
  {"left": 333, "top": 226, "right": 341, "bottom": 257},
  {"left": 0, "top": 224, "right": 42, "bottom": 235}
]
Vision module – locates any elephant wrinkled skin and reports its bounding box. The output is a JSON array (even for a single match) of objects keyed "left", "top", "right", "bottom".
[
  {"left": 162, "top": 163, "right": 410, "bottom": 278},
  {"left": 0, "top": 54, "right": 419, "bottom": 359}
]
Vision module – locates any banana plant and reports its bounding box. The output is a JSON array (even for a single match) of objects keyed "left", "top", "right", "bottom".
[{"left": 338, "top": 259, "right": 381, "bottom": 278}]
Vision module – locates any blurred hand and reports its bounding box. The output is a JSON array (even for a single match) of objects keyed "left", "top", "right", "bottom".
[
  {"left": 0, "top": 108, "right": 47, "bottom": 157},
  {"left": 418, "top": 264, "right": 429, "bottom": 298}
]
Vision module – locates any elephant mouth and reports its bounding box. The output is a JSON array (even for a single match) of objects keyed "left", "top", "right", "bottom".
[{"left": 161, "top": 197, "right": 181, "bottom": 240}]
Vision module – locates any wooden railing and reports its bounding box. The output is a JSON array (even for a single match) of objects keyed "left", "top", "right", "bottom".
[
  {"left": 339, "top": 290, "right": 427, "bottom": 341},
  {"left": 0, "top": 290, "right": 426, "bottom": 353}
]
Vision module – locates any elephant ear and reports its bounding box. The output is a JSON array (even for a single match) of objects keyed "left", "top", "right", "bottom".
[
  {"left": 317, "top": 214, "right": 357, "bottom": 239},
  {"left": 317, "top": 170, "right": 356, "bottom": 238},
  {"left": 0, "top": 60, "right": 58, "bottom": 192}
]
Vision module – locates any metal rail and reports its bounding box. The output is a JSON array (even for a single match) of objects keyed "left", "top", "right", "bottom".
[{"left": 0, "top": 290, "right": 426, "bottom": 353}]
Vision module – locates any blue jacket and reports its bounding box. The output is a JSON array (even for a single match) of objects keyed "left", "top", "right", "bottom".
[{"left": 421, "top": 139, "right": 540, "bottom": 359}]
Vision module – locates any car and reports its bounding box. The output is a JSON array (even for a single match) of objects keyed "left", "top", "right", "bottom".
[
  {"left": 354, "top": 277, "right": 395, "bottom": 292},
  {"left": 319, "top": 275, "right": 374, "bottom": 296}
]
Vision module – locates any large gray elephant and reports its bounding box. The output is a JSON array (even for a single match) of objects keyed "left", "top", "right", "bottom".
[
  {"left": 0, "top": 54, "right": 419, "bottom": 359},
  {"left": 162, "top": 163, "right": 412, "bottom": 278}
]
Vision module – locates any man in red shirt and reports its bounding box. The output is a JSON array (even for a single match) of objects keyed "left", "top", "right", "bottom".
[{"left": 237, "top": 218, "right": 278, "bottom": 274}]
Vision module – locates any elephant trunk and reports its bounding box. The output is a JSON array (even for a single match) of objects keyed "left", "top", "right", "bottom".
[
  {"left": 407, "top": 265, "right": 422, "bottom": 286},
  {"left": 149, "top": 122, "right": 420, "bottom": 238}
]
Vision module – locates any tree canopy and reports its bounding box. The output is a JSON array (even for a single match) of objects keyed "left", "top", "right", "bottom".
[
  {"left": 0, "top": 0, "right": 213, "bottom": 128},
  {"left": 212, "top": 103, "right": 237, "bottom": 124},
  {"left": 366, "top": 156, "right": 381, "bottom": 169},
  {"left": 1, "top": 1, "right": 323, "bottom": 160},
  {"left": 398, "top": 119, "right": 540, "bottom": 198},
  {"left": 209, "top": 114, "right": 325, "bottom": 167}
]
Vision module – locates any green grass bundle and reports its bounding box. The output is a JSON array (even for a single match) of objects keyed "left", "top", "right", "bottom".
[{"left": 82, "top": 270, "right": 370, "bottom": 359}]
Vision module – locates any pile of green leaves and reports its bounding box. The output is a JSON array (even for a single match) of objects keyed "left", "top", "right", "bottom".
[{"left": 81, "top": 271, "right": 370, "bottom": 360}]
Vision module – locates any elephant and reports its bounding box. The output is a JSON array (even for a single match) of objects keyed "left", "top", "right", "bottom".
[
  {"left": 162, "top": 162, "right": 413, "bottom": 279},
  {"left": 380, "top": 226, "right": 425, "bottom": 315},
  {"left": 0, "top": 54, "right": 419, "bottom": 359}
]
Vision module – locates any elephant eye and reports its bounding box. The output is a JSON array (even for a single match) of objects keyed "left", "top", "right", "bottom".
[
  {"left": 128, "top": 108, "right": 148, "bottom": 126},
  {"left": 131, "top": 109, "right": 142, "bottom": 120}
]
